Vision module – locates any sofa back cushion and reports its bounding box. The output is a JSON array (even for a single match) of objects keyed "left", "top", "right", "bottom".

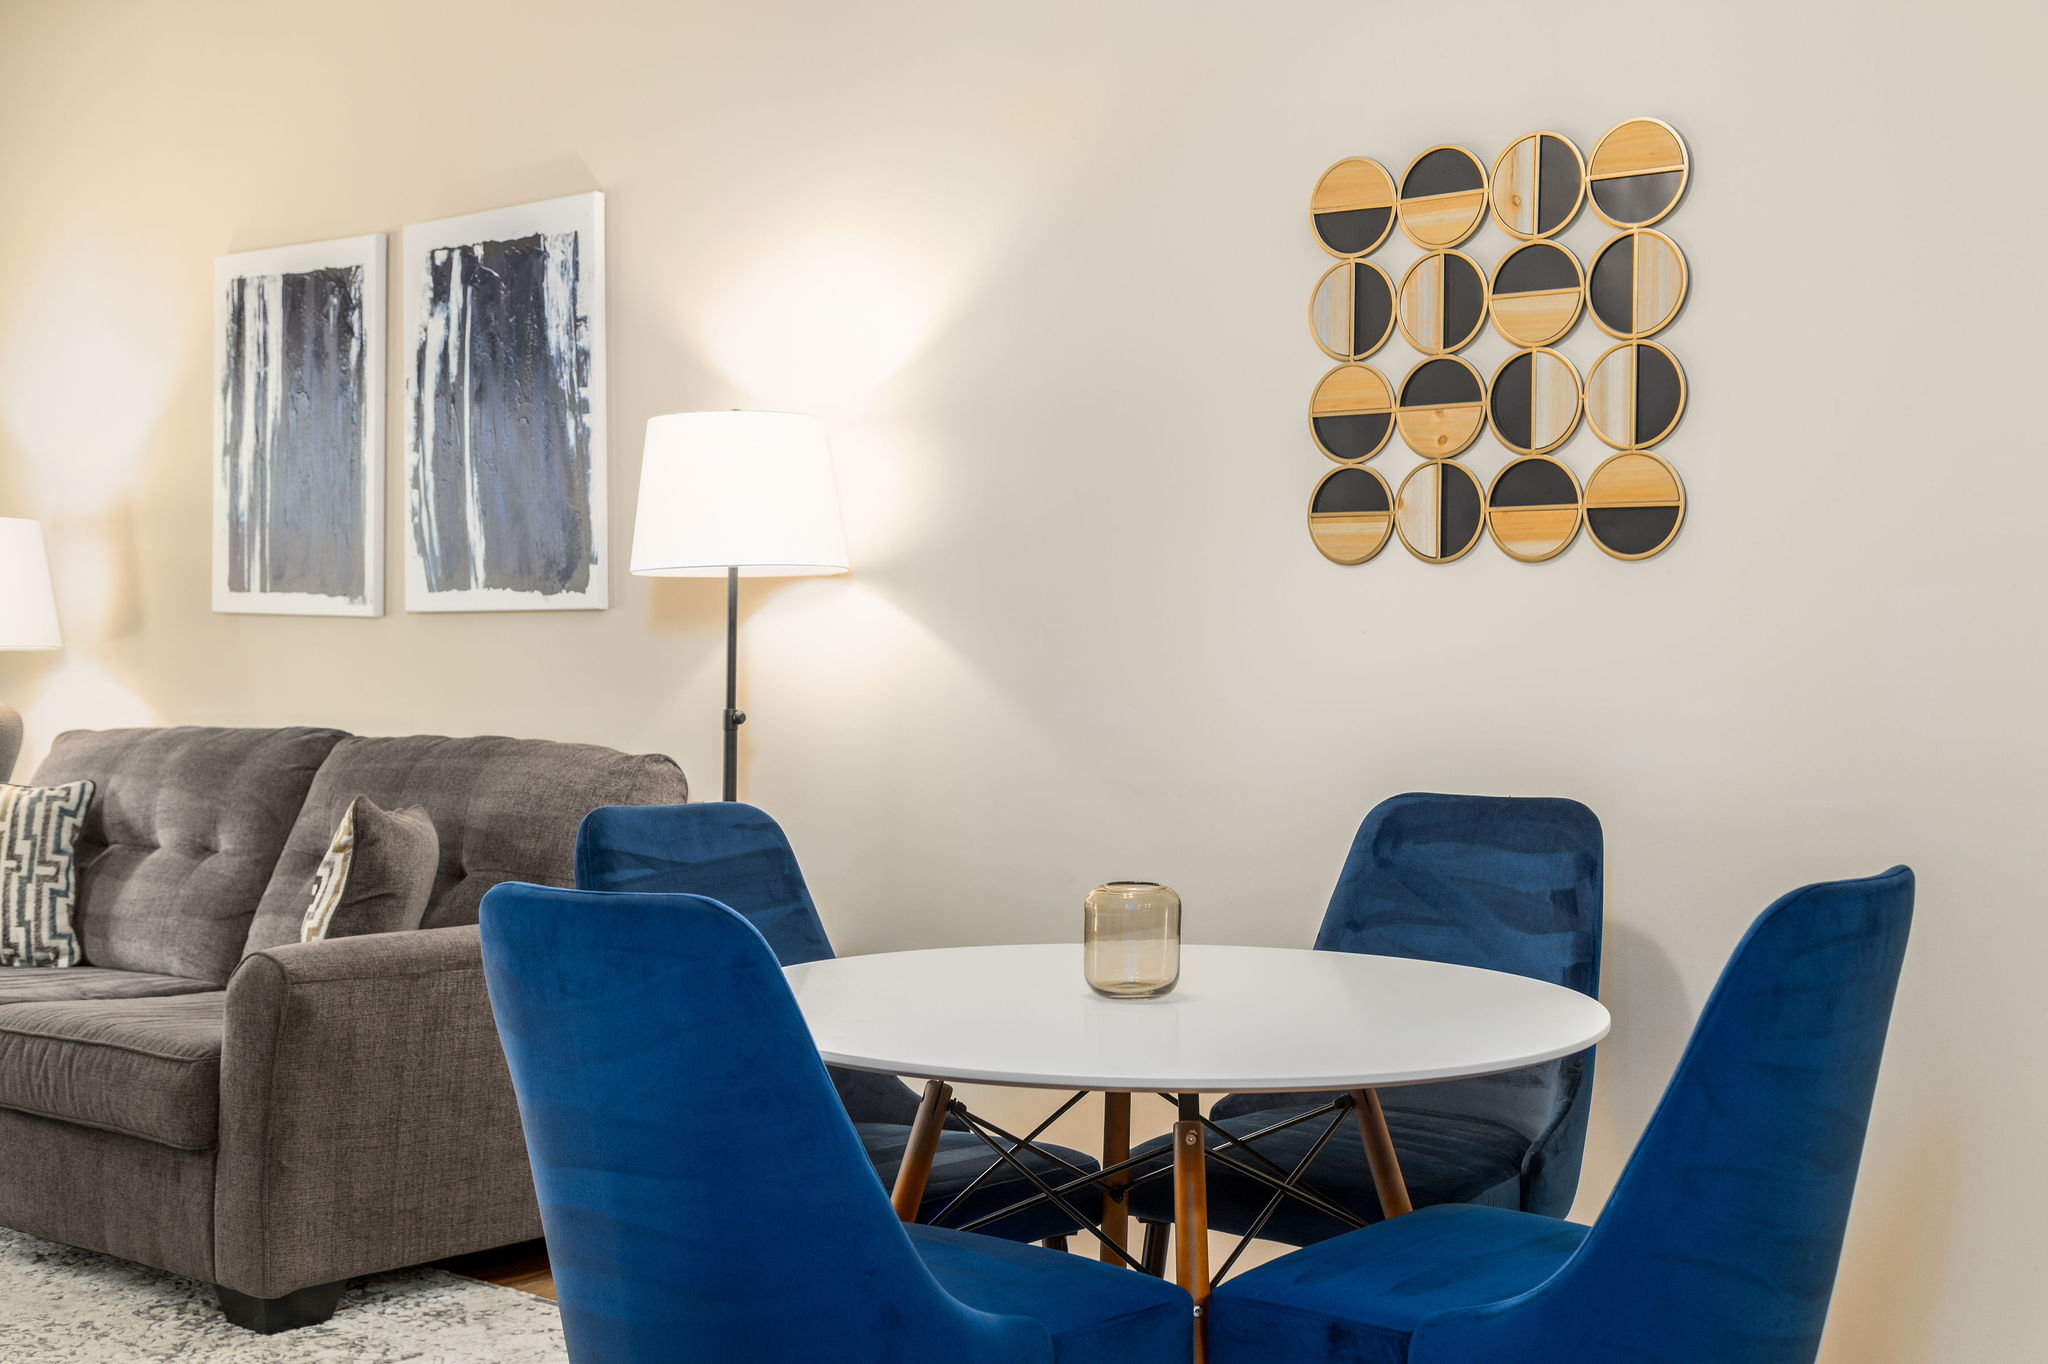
[
  {"left": 32, "top": 727, "right": 349, "bottom": 983},
  {"left": 243, "top": 734, "right": 690, "bottom": 954}
]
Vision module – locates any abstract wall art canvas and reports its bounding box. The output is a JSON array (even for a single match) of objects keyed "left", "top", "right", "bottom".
[
  {"left": 213, "top": 234, "right": 385, "bottom": 616},
  {"left": 402, "top": 192, "right": 607, "bottom": 611}
]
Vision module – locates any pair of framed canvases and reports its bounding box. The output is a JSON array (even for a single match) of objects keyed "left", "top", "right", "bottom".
[
  {"left": 1304, "top": 117, "right": 1690, "bottom": 566},
  {"left": 211, "top": 192, "right": 607, "bottom": 617}
]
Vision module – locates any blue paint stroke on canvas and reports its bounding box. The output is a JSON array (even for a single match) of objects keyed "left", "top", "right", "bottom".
[
  {"left": 218, "top": 266, "right": 368, "bottom": 601},
  {"left": 409, "top": 231, "right": 594, "bottom": 596}
]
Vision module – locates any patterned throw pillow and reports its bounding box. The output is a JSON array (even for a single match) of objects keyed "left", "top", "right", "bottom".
[
  {"left": 301, "top": 796, "right": 440, "bottom": 943},
  {"left": 0, "top": 779, "right": 96, "bottom": 968}
]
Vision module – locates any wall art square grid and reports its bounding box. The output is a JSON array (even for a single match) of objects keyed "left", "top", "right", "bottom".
[
  {"left": 402, "top": 192, "right": 608, "bottom": 611},
  {"left": 212, "top": 234, "right": 385, "bottom": 616}
]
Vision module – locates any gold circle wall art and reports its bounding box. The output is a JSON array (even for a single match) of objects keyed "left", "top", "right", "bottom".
[
  {"left": 1489, "top": 241, "right": 1583, "bottom": 347},
  {"left": 1398, "top": 146, "right": 1489, "bottom": 249},
  {"left": 1487, "top": 455, "right": 1583, "bottom": 562},
  {"left": 1396, "top": 356, "right": 1487, "bottom": 458},
  {"left": 1308, "top": 464, "right": 1395, "bottom": 564},
  {"left": 1589, "top": 229, "right": 1687, "bottom": 339},
  {"left": 1587, "top": 117, "right": 1689, "bottom": 228},
  {"left": 1398, "top": 250, "right": 1488, "bottom": 354},
  {"left": 1395, "top": 459, "right": 1486, "bottom": 563},
  {"left": 1311, "top": 259, "right": 1396, "bottom": 361},
  {"left": 1583, "top": 451, "right": 1685, "bottom": 559},
  {"left": 1488, "top": 348, "right": 1582, "bottom": 456},
  {"left": 1309, "top": 364, "right": 1395, "bottom": 463},
  {"left": 1489, "top": 132, "right": 1585, "bottom": 239},
  {"left": 1311, "top": 158, "right": 1398, "bottom": 258},
  {"left": 1585, "top": 340, "right": 1685, "bottom": 448}
]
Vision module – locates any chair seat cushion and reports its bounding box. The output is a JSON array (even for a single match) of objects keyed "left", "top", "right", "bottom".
[
  {"left": 859, "top": 1123, "right": 1105, "bottom": 1244},
  {"left": 0, "top": 993, "right": 224, "bottom": 1148},
  {"left": 1127, "top": 1102, "right": 1528, "bottom": 1245},
  {"left": 0, "top": 967, "right": 220, "bottom": 1004},
  {"left": 1208, "top": 1205, "right": 1587, "bottom": 1364},
  {"left": 909, "top": 1223, "right": 1192, "bottom": 1364}
]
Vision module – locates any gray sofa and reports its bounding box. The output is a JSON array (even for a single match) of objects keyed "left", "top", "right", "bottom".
[{"left": 0, "top": 725, "right": 687, "bottom": 1330}]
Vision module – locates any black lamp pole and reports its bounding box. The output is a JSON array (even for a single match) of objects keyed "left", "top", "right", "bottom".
[{"left": 722, "top": 565, "right": 746, "bottom": 802}]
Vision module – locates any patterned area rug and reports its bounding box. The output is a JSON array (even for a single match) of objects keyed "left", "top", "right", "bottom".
[{"left": 0, "top": 1228, "right": 568, "bottom": 1362}]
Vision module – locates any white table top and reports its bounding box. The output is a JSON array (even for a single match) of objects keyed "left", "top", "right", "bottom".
[{"left": 784, "top": 943, "right": 1610, "bottom": 1093}]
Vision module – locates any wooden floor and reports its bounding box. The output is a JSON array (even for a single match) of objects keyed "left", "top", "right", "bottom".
[{"left": 437, "top": 1239, "right": 557, "bottom": 1300}]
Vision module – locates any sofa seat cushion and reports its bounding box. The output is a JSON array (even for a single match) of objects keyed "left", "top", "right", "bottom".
[
  {"left": 0, "top": 967, "right": 220, "bottom": 1004},
  {"left": 0, "top": 993, "right": 225, "bottom": 1149},
  {"left": 32, "top": 726, "right": 349, "bottom": 983},
  {"left": 245, "top": 734, "right": 690, "bottom": 953}
]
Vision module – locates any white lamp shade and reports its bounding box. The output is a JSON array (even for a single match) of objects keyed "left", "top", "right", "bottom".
[
  {"left": 0, "top": 519, "right": 61, "bottom": 650},
  {"left": 630, "top": 412, "right": 850, "bottom": 577}
]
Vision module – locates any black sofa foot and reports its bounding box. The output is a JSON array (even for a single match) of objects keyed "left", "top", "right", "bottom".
[{"left": 216, "top": 1279, "right": 347, "bottom": 1332}]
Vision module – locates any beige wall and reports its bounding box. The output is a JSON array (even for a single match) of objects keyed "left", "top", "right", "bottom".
[{"left": 0, "top": 0, "right": 2041, "bottom": 1356}]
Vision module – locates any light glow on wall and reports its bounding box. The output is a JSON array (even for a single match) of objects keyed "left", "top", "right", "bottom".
[{"left": 19, "top": 659, "right": 158, "bottom": 776}]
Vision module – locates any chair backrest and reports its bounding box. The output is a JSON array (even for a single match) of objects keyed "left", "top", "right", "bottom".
[
  {"left": 1410, "top": 866, "right": 1915, "bottom": 1364},
  {"left": 1317, "top": 792, "right": 1603, "bottom": 1213},
  {"left": 575, "top": 802, "right": 834, "bottom": 965},
  {"left": 478, "top": 882, "right": 1051, "bottom": 1363}
]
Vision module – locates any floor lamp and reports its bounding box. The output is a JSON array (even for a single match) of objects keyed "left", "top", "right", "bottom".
[
  {"left": 0, "top": 519, "right": 63, "bottom": 782},
  {"left": 630, "top": 412, "right": 849, "bottom": 802}
]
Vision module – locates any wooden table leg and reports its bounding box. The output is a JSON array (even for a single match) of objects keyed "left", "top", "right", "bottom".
[
  {"left": 891, "top": 1079, "right": 953, "bottom": 1222},
  {"left": 1172, "top": 1094, "right": 1209, "bottom": 1363},
  {"left": 1349, "top": 1088, "right": 1413, "bottom": 1218},
  {"left": 1099, "top": 1091, "right": 1131, "bottom": 1263}
]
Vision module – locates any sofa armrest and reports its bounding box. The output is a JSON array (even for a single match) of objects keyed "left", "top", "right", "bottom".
[{"left": 213, "top": 925, "right": 539, "bottom": 1298}]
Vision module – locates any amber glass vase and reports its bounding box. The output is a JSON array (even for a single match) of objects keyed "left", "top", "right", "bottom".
[{"left": 1083, "top": 882, "right": 1181, "bottom": 998}]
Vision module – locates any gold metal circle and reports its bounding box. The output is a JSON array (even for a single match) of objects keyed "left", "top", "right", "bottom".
[
  {"left": 1489, "top": 241, "right": 1584, "bottom": 348},
  {"left": 1584, "top": 340, "right": 1686, "bottom": 449},
  {"left": 1586, "top": 117, "right": 1689, "bottom": 228},
  {"left": 1395, "top": 355, "right": 1488, "bottom": 459},
  {"left": 1310, "top": 158, "right": 1398, "bottom": 258},
  {"left": 1486, "top": 454, "right": 1583, "bottom": 562},
  {"left": 1488, "top": 132, "right": 1586, "bottom": 240},
  {"left": 1308, "top": 364, "right": 1395, "bottom": 464},
  {"left": 1397, "top": 250, "right": 1489, "bottom": 355},
  {"left": 1307, "top": 463, "right": 1395, "bottom": 565},
  {"left": 1393, "top": 459, "right": 1486, "bottom": 563},
  {"left": 1588, "top": 229, "right": 1688, "bottom": 340},
  {"left": 1486, "top": 348, "right": 1582, "bottom": 456},
  {"left": 1310, "top": 259, "right": 1396, "bottom": 361},
  {"left": 1583, "top": 450, "right": 1685, "bottom": 560},
  {"left": 1397, "top": 145, "right": 1489, "bottom": 249}
]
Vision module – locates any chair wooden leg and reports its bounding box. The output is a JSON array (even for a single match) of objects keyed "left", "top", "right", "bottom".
[
  {"left": 891, "top": 1079, "right": 953, "bottom": 1221},
  {"left": 1349, "top": 1088, "right": 1413, "bottom": 1218},
  {"left": 1139, "top": 1219, "right": 1170, "bottom": 1277},
  {"left": 1173, "top": 1096, "right": 1211, "bottom": 1362},
  {"left": 1041, "top": 1235, "right": 1070, "bottom": 1252},
  {"left": 1099, "top": 1091, "right": 1131, "bottom": 1264}
]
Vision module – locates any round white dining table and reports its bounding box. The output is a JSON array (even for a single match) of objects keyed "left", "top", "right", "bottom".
[{"left": 786, "top": 943, "right": 1610, "bottom": 1361}]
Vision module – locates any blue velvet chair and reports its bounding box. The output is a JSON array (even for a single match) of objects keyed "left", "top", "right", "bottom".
[
  {"left": 480, "top": 883, "right": 1193, "bottom": 1363},
  {"left": 1130, "top": 793, "right": 1603, "bottom": 1253},
  {"left": 1206, "top": 865, "right": 1914, "bottom": 1364},
  {"left": 575, "top": 802, "right": 1099, "bottom": 1244}
]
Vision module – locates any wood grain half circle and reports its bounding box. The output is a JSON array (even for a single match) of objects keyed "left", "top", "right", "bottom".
[
  {"left": 1488, "top": 348, "right": 1582, "bottom": 455},
  {"left": 1584, "top": 340, "right": 1685, "bottom": 449},
  {"left": 1490, "top": 241, "right": 1583, "bottom": 347},
  {"left": 1587, "top": 118, "right": 1689, "bottom": 228},
  {"left": 1589, "top": 229, "right": 1687, "bottom": 339},
  {"left": 1310, "top": 364, "right": 1394, "bottom": 463},
  {"left": 1396, "top": 356, "right": 1487, "bottom": 458},
  {"left": 1398, "top": 250, "right": 1488, "bottom": 354},
  {"left": 1394, "top": 459, "right": 1486, "bottom": 563},
  {"left": 1308, "top": 464, "right": 1394, "bottom": 564},
  {"left": 1487, "top": 455, "right": 1583, "bottom": 561},
  {"left": 1311, "top": 158, "right": 1398, "bottom": 258},
  {"left": 1311, "top": 259, "right": 1396, "bottom": 361},
  {"left": 1584, "top": 451, "right": 1684, "bottom": 559},
  {"left": 1489, "top": 132, "right": 1585, "bottom": 240},
  {"left": 1398, "top": 146, "right": 1489, "bottom": 249}
]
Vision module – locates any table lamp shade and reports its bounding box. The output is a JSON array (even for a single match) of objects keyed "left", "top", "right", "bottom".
[
  {"left": 0, "top": 519, "right": 61, "bottom": 650},
  {"left": 631, "top": 412, "right": 849, "bottom": 578}
]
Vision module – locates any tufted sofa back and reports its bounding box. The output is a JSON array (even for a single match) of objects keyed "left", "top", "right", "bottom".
[
  {"left": 34, "top": 726, "right": 349, "bottom": 983},
  {"left": 241, "top": 733, "right": 690, "bottom": 955}
]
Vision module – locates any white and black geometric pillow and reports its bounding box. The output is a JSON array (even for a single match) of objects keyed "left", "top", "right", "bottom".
[{"left": 0, "top": 779, "right": 95, "bottom": 968}]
